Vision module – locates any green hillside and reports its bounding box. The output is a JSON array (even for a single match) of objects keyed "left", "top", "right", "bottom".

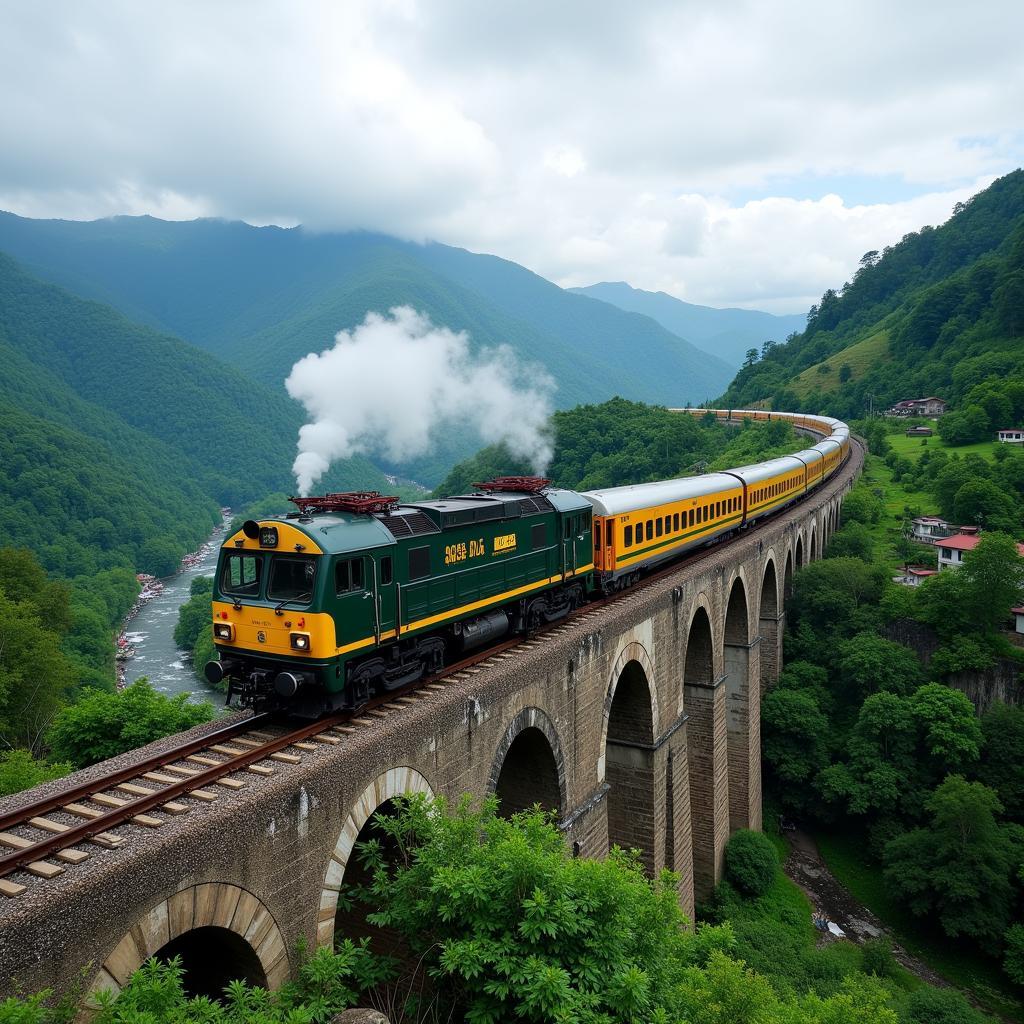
[
  {"left": 720, "top": 169, "right": 1024, "bottom": 420},
  {"left": 0, "top": 214, "right": 733, "bottom": 417},
  {"left": 571, "top": 280, "right": 806, "bottom": 369}
]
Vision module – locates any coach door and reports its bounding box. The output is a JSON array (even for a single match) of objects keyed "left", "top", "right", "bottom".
[{"left": 334, "top": 554, "right": 377, "bottom": 647}]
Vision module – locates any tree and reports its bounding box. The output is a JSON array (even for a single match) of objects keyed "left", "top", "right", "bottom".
[
  {"left": 834, "top": 634, "right": 923, "bottom": 698},
  {"left": 0, "top": 592, "right": 75, "bottom": 754},
  {"left": 910, "top": 683, "right": 982, "bottom": 771},
  {"left": 743, "top": 348, "right": 759, "bottom": 368},
  {"left": 785, "top": 557, "right": 888, "bottom": 640},
  {"left": 0, "top": 749, "right": 70, "bottom": 797},
  {"left": 839, "top": 363, "right": 853, "bottom": 384},
  {"left": 884, "top": 776, "right": 1019, "bottom": 946},
  {"left": 723, "top": 830, "right": 777, "bottom": 898},
  {"left": 952, "top": 479, "right": 1019, "bottom": 532},
  {"left": 46, "top": 680, "right": 213, "bottom": 768},
  {"left": 977, "top": 703, "right": 1024, "bottom": 821},
  {"left": 761, "top": 689, "right": 830, "bottom": 811},
  {"left": 824, "top": 523, "right": 874, "bottom": 561}
]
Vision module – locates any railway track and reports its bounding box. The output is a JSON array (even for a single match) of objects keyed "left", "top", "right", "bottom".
[{"left": 0, "top": 437, "right": 860, "bottom": 899}]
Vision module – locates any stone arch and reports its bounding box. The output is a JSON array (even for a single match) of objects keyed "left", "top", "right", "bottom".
[
  {"left": 88, "top": 883, "right": 288, "bottom": 1003},
  {"left": 489, "top": 706, "right": 567, "bottom": 819},
  {"left": 784, "top": 549, "right": 794, "bottom": 599},
  {"left": 808, "top": 524, "right": 817, "bottom": 562},
  {"left": 723, "top": 574, "right": 760, "bottom": 834},
  {"left": 318, "top": 767, "right": 434, "bottom": 948},
  {"left": 683, "top": 603, "right": 715, "bottom": 685},
  {"left": 724, "top": 572, "right": 752, "bottom": 644},
  {"left": 794, "top": 533, "right": 804, "bottom": 569},
  {"left": 599, "top": 641, "right": 660, "bottom": 780},
  {"left": 603, "top": 651, "right": 658, "bottom": 873},
  {"left": 759, "top": 556, "right": 779, "bottom": 620}
]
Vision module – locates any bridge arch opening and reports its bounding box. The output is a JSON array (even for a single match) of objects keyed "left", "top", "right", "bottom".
[
  {"left": 155, "top": 926, "right": 266, "bottom": 1000},
  {"left": 760, "top": 559, "right": 778, "bottom": 619},
  {"left": 495, "top": 728, "right": 561, "bottom": 816},
  {"left": 784, "top": 551, "right": 794, "bottom": 600},
  {"left": 724, "top": 577, "right": 758, "bottom": 832},
  {"left": 683, "top": 605, "right": 726, "bottom": 899},
  {"left": 809, "top": 529, "right": 817, "bottom": 562},
  {"left": 318, "top": 767, "right": 434, "bottom": 950},
  {"left": 604, "top": 659, "right": 657, "bottom": 872},
  {"left": 683, "top": 606, "right": 714, "bottom": 685},
  {"left": 794, "top": 535, "right": 804, "bottom": 570},
  {"left": 489, "top": 708, "right": 566, "bottom": 820},
  {"left": 724, "top": 577, "right": 749, "bottom": 644},
  {"left": 89, "top": 884, "right": 289, "bottom": 1007}
]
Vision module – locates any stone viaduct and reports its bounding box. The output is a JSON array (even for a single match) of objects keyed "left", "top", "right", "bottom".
[{"left": 0, "top": 443, "right": 861, "bottom": 1005}]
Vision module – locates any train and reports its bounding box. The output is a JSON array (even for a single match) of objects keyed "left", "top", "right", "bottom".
[{"left": 205, "top": 409, "right": 850, "bottom": 716}]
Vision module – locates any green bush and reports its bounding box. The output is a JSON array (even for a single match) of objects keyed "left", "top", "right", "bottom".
[
  {"left": 46, "top": 680, "right": 213, "bottom": 769},
  {"left": 723, "top": 829, "right": 778, "bottom": 898},
  {"left": 901, "top": 985, "right": 988, "bottom": 1024},
  {"left": 859, "top": 936, "right": 898, "bottom": 979}
]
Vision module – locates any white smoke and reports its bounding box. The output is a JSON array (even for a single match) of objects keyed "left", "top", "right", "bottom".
[{"left": 285, "top": 307, "right": 554, "bottom": 495}]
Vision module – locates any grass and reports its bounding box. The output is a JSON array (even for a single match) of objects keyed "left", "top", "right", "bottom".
[
  {"left": 792, "top": 329, "right": 892, "bottom": 400},
  {"left": 818, "top": 830, "right": 1024, "bottom": 1022},
  {"left": 886, "top": 431, "right": 1001, "bottom": 464}
]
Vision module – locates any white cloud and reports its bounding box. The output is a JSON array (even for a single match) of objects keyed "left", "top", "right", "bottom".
[{"left": 0, "top": 0, "right": 1021, "bottom": 311}]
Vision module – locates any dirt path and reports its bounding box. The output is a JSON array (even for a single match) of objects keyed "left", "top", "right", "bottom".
[{"left": 782, "top": 828, "right": 951, "bottom": 989}]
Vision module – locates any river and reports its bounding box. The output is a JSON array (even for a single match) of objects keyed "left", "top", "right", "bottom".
[{"left": 120, "top": 517, "right": 229, "bottom": 707}]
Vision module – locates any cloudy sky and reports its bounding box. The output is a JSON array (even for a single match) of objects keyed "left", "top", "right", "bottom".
[{"left": 1, "top": 1, "right": 1022, "bottom": 313}]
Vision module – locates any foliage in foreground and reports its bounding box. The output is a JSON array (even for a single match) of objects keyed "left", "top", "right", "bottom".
[
  {"left": 45, "top": 680, "right": 214, "bottom": 769},
  {"left": 2, "top": 798, "right": 916, "bottom": 1024},
  {"left": 723, "top": 829, "right": 778, "bottom": 899}
]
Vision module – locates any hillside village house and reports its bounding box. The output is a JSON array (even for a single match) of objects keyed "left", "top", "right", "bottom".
[
  {"left": 936, "top": 528, "right": 1024, "bottom": 571},
  {"left": 906, "top": 425, "right": 933, "bottom": 437},
  {"left": 887, "top": 397, "right": 948, "bottom": 417},
  {"left": 908, "top": 515, "right": 954, "bottom": 544},
  {"left": 894, "top": 566, "right": 939, "bottom": 587},
  {"left": 997, "top": 429, "right": 1024, "bottom": 444}
]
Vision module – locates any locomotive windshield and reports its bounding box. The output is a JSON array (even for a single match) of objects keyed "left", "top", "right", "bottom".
[
  {"left": 267, "top": 555, "right": 317, "bottom": 603},
  {"left": 221, "top": 553, "right": 262, "bottom": 597}
]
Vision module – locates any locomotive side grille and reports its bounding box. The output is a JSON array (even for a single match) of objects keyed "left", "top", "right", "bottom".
[
  {"left": 378, "top": 512, "right": 440, "bottom": 539},
  {"left": 517, "top": 496, "right": 553, "bottom": 515}
]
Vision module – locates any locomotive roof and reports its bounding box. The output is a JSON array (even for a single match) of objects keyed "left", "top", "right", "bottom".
[{"left": 254, "top": 486, "right": 590, "bottom": 555}]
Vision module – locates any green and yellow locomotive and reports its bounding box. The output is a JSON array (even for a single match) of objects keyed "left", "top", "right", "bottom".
[{"left": 206, "top": 479, "right": 593, "bottom": 715}]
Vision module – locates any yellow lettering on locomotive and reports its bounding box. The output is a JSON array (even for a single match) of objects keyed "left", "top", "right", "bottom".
[{"left": 493, "top": 533, "right": 517, "bottom": 553}]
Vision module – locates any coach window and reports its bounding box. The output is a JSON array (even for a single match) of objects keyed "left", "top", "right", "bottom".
[
  {"left": 646, "top": 520, "right": 653, "bottom": 542},
  {"left": 664, "top": 515, "right": 671, "bottom": 534},
  {"left": 655, "top": 518, "right": 663, "bottom": 538},
  {"left": 531, "top": 523, "right": 546, "bottom": 550},
  {"left": 564, "top": 519, "right": 572, "bottom": 540},
  {"left": 408, "top": 546, "right": 430, "bottom": 581},
  {"left": 673, "top": 512, "right": 680, "bottom": 531},
  {"left": 688, "top": 509, "right": 695, "bottom": 527},
  {"left": 624, "top": 525, "right": 633, "bottom": 547},
  {"left": 605, "top": 521, "right": 613, "bottom": 547}
]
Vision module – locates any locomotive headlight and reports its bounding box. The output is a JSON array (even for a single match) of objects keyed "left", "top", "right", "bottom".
[
  {"left": 213, "top": 622, "right": 234, "bottom": 641},
  {"left": 289, "top": 631, "right": 311, "bottom": 652}
]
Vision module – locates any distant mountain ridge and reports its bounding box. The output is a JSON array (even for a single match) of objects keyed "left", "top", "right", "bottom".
[
  {"left": 570, "top": 281, "right": 806, "bottom": 369},
  {"left": 0, "top": 213, "right": 734, "bottom": 411}
]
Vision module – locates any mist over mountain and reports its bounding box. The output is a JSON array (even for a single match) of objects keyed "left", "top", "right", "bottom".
[{"left": 571, "top": 281, "right": 806, "bottom": 369}]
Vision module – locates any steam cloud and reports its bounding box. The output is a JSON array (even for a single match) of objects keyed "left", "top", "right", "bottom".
[{"left": 285, "top": 307, "right": 554, "bottom": 495}]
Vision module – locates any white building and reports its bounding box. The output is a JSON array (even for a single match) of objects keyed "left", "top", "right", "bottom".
[{"left": 997, "top": 429, "right": 1024, "bottom": 444}]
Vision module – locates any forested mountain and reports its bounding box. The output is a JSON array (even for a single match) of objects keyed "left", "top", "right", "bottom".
[
  {"left": 0, "top": 251, "right": 396, "bottom": 577},
  {"left": 571, "top": 281, "right": 806, "bottom": 369},
  {"left": 720, "top": 170, "right": 1024, "bottom": 419},
  {"left": 0, "top": 214, "right": 733, "bottom": 411}
]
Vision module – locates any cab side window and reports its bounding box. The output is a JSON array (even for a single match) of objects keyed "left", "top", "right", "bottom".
[
  {"left": 380, "top": 556, "right": 392, "bottom": 586},
  {"left": 532, "top": 523, "right": 546, "bottom": 550},
  {"left": 625, "top": 525, "right": 633, "bottom": 547},
  {"left": 335, "top": 557, "right": 365, "bottom": 594}
]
